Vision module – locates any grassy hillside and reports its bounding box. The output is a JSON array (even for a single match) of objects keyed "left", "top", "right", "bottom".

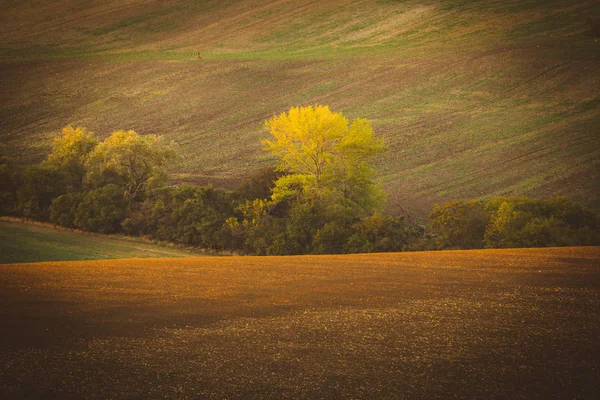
[
  {"left": 1, "top": 247, "right": 599, "bottom": 398},
  {"left": 0, "top": 0, "right": 598, "bottom": 218},
  {"left": 0, "top": 220, "right": 200, "bottom": 264}
]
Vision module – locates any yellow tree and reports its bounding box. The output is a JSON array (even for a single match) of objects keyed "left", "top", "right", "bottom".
[
  {"left": 86, "top": 130, "right": 176, "bottom": 202},
  {"left": 44, "top": 126, "right": 98, "bottom": 190},
  {"left": 263, "top": 105, "right": 386, "bottom": 213}
]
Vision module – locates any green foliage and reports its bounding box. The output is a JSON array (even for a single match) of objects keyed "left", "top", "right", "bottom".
[
  {"left": 86, "top": 130, "right": 177, "bottom": 203},
  {"left": 169, "top": 186, "right": 232, "bottom": 249},
  {"left": 120, "top": 198, "right": 156, "bottom": 236},
  {"left": 273, "top": 200, "right": 324, "bottom": 255},
  {"left": 234, "top": 167, "right": 282, "bottom": 203},
  {"left": 346, "top": 212, "right": 410, "bottom": 253},
  {"left": 233, "top": 198, "right": 285, "bottom": 255},
  {"left": 429, "top": 196, "right": 599, "bottom": 250},
  {"left": 49, "top": 192, "right": 83, "bottom": 228},
  {"left": 484, "top": 197, "right": 599, "bottom": 248},
  {"left": 0, "top": 157, "right": 19, "bottom": 215},
  {"left": 74, "top": 184, "right": 128, "bottom": 234},
  {"left": 127, "top": 185, "right": 235, "bottom": 250},
  {"left": 312, "top": 221, "right": 352, "bottom": 254},
  {"left": 16, "top": 165, "right": 66, "bottom": 221},
  {"left": 429, "top": 200, "right": 490, "bottom": 249}
]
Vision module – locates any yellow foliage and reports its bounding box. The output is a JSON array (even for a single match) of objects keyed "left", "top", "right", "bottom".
[
  {"left": 263, "top": 105, "right": 386, "bottom": 213},
  {"left": 45, "top": 126, "right": 98, "bottom": 168}
]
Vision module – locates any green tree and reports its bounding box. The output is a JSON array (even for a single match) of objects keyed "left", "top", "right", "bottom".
[
  {"left": 234, "top": 166, "right": 283, "bottom": 203},
  {"left": 49, "top": 192, "right": 83, "bottom": 228},
  {"left": 484, "top": 196, "right": 599, "bottom": 248},
  {"left": 86, "top": 130, "right": 176, "bottom": 203},
  {"left": 428, "top": 200, "right": 490, "bottom": 249},
  {"left": 0, "top": 156, "right": 19, "bottom": 215},
  {"left": 16, "top": 165, "right": 66, "bottom": 221},
  {"left": 345, "top": 212, "right": 410, "bottom": 253},
  {"left": 73, "top": 184, "right": 127, "bottom": 233}
]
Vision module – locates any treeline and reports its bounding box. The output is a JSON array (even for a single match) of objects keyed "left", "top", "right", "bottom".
[
  {"left": 2, "top": 115, "right": 598, "bottom": 254},
  {"left": 428, "top": 197, "right": 599, "bottom": 249},
  {"left": 0, "top": 122, "right": 419, "bottom": 254}
]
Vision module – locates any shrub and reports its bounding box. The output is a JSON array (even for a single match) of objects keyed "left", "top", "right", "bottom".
[
  {"left": 346, "top": 212, "right": 409, "bottom": 253},
  {"left": 49, "top": 192, "right": 83, "bottom": 228},
  {"left": 74, "top": 184, "right": 127, "bottom": 233},
  {"left": 16, "top": 165, "right": 66, "bottom": 221},
  {"left": 484, "top": 197, "right": 599, "bottom": 248},
  {"left": 428, "top": 200, "right": 489, "bottom": 249}
]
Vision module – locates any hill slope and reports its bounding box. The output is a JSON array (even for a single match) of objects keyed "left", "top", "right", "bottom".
[
  {"left": 0, "top": 220, "right": 200, "bottom": 263},
  {"left": 1, "top": 0, "right": 598, "bottom": 218}
]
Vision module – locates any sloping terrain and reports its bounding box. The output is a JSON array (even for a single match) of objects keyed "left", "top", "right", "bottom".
[
  {"left": 0, "top": 220, "right": 200, "bottom": 264},
  {"left": 1, "top": 247, "right": 599, "bottom": 398},
  {"left": 1, "top": 0, "right": 598, "bottom": 218}
]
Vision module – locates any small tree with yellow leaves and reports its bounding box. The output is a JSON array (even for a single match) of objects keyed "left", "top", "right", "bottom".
[{"left": 263, "top": 105, "right": 386, "bottom": 214}]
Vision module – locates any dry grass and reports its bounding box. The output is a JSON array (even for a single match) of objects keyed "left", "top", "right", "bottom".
[{"left": 1, "top": 247, "right": 599, "bottom": 398}]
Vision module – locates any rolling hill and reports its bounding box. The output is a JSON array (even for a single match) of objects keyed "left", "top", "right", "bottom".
[
  {"left": 1, "top": 0, "right": 598, "bottom": 220},
  {"left": 0, "top": 219, "right": 201, "bottom": 264}
]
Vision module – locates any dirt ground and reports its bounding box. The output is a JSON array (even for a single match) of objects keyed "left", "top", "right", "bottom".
[{"left": 1, "top": 247, "right": 598, "bottom": 399}]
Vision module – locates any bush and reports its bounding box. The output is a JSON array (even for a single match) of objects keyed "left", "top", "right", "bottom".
[
  {"left": 49, "top": 192, "right": 83, "bottom": 228},
  {"left": 428, "top": 196, "right": 599, "bottom": 250},
  {"left": 16, "top": 165, "right": 66, "bottom": 221},
  {"left": 0, "top": 157, "right": 19, "bottom": 216},
  {"left": 428, "top": 200, "right": 489, "bottom": 249},
  {"left": 346, "top": 212, "right": 410, "bottom": 253},
  {"left": 484, "top": 197, "right": 599, "bottom": 248},
  {"left": 234, "top": 167, "right": 282, "bottom": 203},
  {"left": 74, "top": 184, "right": 127, "bottom": 233}
]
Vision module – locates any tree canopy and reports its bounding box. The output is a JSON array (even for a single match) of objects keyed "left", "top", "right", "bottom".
[
  {"left": 263, "top": 105, "right": 386, "bottom": 214},
  {"left": 86, "top": 130, "right": 177, "bottom": 202},
  {"left": 44, "top": 126, "right": 98, "bottom": 191}
]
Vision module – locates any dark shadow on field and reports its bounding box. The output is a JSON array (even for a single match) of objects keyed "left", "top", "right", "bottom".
[
  {"left": 0, "top": 287, "right": 296, "bottom": 350},
  {"left": 1, "top": 248, "right": 599, "bottom": 399}
]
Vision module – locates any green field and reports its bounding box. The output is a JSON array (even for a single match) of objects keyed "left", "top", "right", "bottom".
[
  {"left": 1, "top": 247, "right": 598, "bottom": 398},
  {"left": 0, "top": 0, "right": 599, "bottom": 219},
  {"left": 0, "top": 220, "right": 200, "bottom": 264}
]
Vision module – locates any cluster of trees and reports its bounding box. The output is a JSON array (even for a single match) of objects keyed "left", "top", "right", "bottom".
[
  {"left": 0, "top": 106, "right": 418, "bottom": 254},
  {"left": 223, "top": 105, "right": 419, "bottom": 254},
  {"left": 1, "top": 126, "right": 176, "bottom": 234},
  {"left": 2, "top": 105, "right": 598, "bottom": 254},
  {"left": 428, "top": 196, "right": 599, "bottom": 249}
]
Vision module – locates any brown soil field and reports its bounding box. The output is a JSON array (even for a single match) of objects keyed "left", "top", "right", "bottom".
[{"left": 1, "top": 247, "right": 599, "bottom": 399}]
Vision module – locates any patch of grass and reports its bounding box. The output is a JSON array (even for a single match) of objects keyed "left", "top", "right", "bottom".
[{"left": 0, "top": 220, "right": 201, "bottom": 264}]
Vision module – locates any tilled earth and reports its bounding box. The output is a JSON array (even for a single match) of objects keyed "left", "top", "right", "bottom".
[{"left": 1, "top": 247, "right": 599, "bottom": 399}]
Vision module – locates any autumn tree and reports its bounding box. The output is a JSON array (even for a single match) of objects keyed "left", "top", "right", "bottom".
[
  {"left": 229, "top": 105, "right": 389, "bottom": 255},
  {"left": 263, "top": 105, "right": 386, "bottom": 213},
  {"left": 44, "top": 126, "right": 98, "bottom": 191},
  {"left": 86, "top": 130, "right": 176, "bottom": 203}
]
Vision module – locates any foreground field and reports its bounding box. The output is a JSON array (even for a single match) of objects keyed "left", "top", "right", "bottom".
[
  {"left": 1, "top": 247, "right": 598, "bottom": 399},
  {"left": 0, "top": 220, "right": 199, "bottom": 264}
]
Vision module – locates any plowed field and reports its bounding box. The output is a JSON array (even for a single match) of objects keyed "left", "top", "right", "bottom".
[{"left": 1, "top": 247, "right": 598, "bottom": 399}]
